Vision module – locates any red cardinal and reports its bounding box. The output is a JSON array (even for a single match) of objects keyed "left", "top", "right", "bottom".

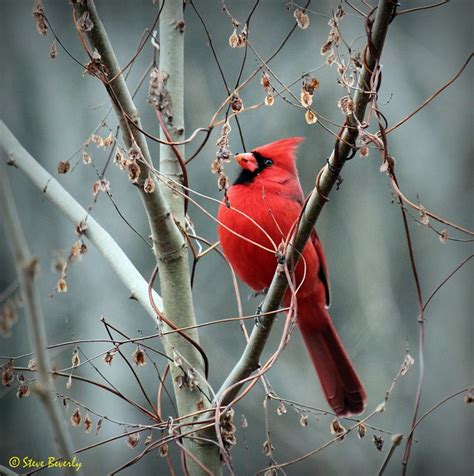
[{"left": 218, "top": 137, "right": 367, "bottom": 416}]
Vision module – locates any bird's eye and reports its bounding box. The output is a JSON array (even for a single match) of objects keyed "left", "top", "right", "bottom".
[{"left": 264, "top": 158, "right": 273, "bottom": 166}]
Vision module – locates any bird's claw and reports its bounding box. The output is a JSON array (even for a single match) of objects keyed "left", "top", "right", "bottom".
[
  {"left": 254, "top": 304, "right": 266, "bottom": 328},
  {"left": 250, "top": 287, "right": 269, "bottom": 299}
]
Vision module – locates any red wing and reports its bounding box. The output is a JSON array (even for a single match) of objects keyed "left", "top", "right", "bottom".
[{"left": 311, "top": 230, "right": 331, "bottom": 307}]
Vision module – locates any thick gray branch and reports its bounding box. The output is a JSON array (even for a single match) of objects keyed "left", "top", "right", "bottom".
[
  {"left": 159, "top": 0, "right": 186, "bottom": 223},
  {"left": 217, "top": 0, "right": 396, "bottom": 404},
  {"left": 72, "top": 2, "right": 220, "bottom": 473},
  {"left": 0, "top": 161, "right": 75, "bottom": 474}
]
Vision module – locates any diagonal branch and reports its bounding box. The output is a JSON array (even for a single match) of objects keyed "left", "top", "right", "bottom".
[
  {"left": 216, "top": 0, "right": 397, "bottom": 404},
  {"left": 0, "top": 121, "right": 163, "bottom": 319}
]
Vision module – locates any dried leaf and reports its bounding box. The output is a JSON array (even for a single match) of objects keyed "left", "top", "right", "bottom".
[
  {"left": 71, "top": 348, "right": 80, "bottom": 368},
  {"left": 71, "top": 408, "right": 81, "bottom": 427},
  {"left": 2, "top": 360, "right": 15, "bottom": 386},
  {"left": 102, "top": 133, "right": 114, "bottom": 148},
  {"left": 419, "top": 205, "right": 429, "bottom": 225},
  {"left": 439, "top": 229, "right": 448, "bottom": 244},
  {"left": 126, "top": 432, "right": 140, "bottom": 448},
  {"left": 294, "top": 8, "right": 310, "bottom": 29},
  {"left": 96, "top": 418, "right": 103, "bottom": 435},
  {"left": 32, "top": 0, "right": 48, "bottom": 36},
  {"left": 16, "top": 382, "right": 30, "bottom": 398},
  {"left": 300, "top": 90, "right": 313, "bottom": 107},
  {"left": 172, "top": 349, "right": 183, "bottom": 367},
  {"left": 464, "top": 388, "right": 474, "bottom": 404},
  {"left": 264, "top": 94, "right": 274, "bottom": 106},
  {"left": 84, "top": 414, "right": 92, "bottom": 433},
  {"left": 230, "top": 94, "right": 243, "bottom": 112},
  {"left": 260, "top": 72, "right": 271, "bottom": 90},
  {"left": 262, "top": 439, "right": 274, "bottom": 456},
  {"left": 276, "top": 402, "right": 287, "bottom": 416},
  {"left": 337, "top": 95, "right": 355, "bottom": 115},
  {"left": 143, "top": 176, "right": 156, "bottom": 194},
  {"left": 357, "top": 422, "right": 367, "bottom": 438},
  {"left": 82, "top": 150, "right": 92, "bottom": 165},
  {"left": 359, "top": 145, "right": 369, "bottom": 157},
  {"left": 50, "top": 40, "right": 57, "bottom": 60},
  {"left": 320, "top": 40, "right": 332, "bottom": 55},
  {"left": 300, "top": 415, "right": 308, "bottom": 427},
  {"left": 75, "top": 220, "right": 88, "bottom": 236},
  {"left": 57, "top": 161, "right": 70, "bottom": 174},
  {"left": 159, "top": 443, "right": 168, "bottom": 457},
  {"left": 91, "top": 134, "right": 104, "bottom": 148},
  {"left": 127, "top": 160, "right": 141, "bottom": 183},
  {"left": 373, "top": 434, "right": 384, "bottom": 451},
  {"left": 305, "top": 109, "right": 318, "bottom": 125},
  {"left": 66, "top": 373, "right": 72, "bottom": 390},
  {"left": 132, "top": 346, "right": 146, "bottom": 366},
  {"left": 76, "top": 11, "right": 94, "bottom": 32},
  {"left": 330, "top": 419, "right": 346, "bottom": 441},
  {"left": 56, "top": 277, "right": 68, "bottom": 293},
  {"left": 104, "top": 347, "right": 118, "bottom": 365},
  {"left": 400, "top": 353, "right": 415, "bottom": 376}
]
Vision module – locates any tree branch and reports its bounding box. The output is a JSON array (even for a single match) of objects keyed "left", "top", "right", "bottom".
[
  {"left": 159, "top": 0, "right": 186, "bottom": 223},
  {"left": 0, "top": 121, "right": 163, "bottom": 319},
  {"left": 71, "top": 2, "right": 220, "bottom": 473},
  {"left": 216, "top": 0, "right": 397, "bottom": 404},
  {"left": 0, "top": 161, "right": 75, "bottom": 474}
]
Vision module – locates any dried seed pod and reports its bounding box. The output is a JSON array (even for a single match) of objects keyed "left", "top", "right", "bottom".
[
  {"left": 32, "top": 0, "right": 48, "bottom": 36},
  {"left": 357, "top": 422, "right": 367, "bottom": 439},
  {"left": 294, "top": 8, "right": 310, "bottom": 29},
  {"left": 2, "top": 360, "right": 15, "bottom": 387},
  {"left": 300, "top": 415, "right": 308, "bottom": 427},
  {"left": 71, "top": 408, "right": 81, "bottom": 427},
  {"left": 57, "top": 161, "right": 70, "bottom": 174},
  {"left": 264, "top": 94, "right": 275, "bottom": 106},
  {"left": 127, "top": 160, "right": 141, "bottom": 183},
  {"left": 76, "top": 11, "right": 94, "bottom": 32},
  {"left": 337, "top": 95, "right": 355, "bottom": 115},
  {"left": 330, "top": 419, "right": 346, "bottom": 441},
  {"left": 305, "top": 109, "right": 318, "bottom": 125},
  {"left": 143, "top": 176, "right": 156, "bottom": 194},
  {"left": 82, "top": 150, "right": 92, "bottom": 165},
  {"left": 300, "top": 90, "right": 313, "bottom": 108},
  {"left": 373, "top": 434, "right": 384, "bottom": 451},
  {"left": 439, "top": 229, "right": 448, "bottom": 244},
  {"left": 132, "top": 346, "right": 146, "bottom": 366},
  {"left": 126, "top": 432, "right": 140, "bottom": 448},
  {"left": 56, "top": 277, "right": 68, "bottom": 293},
  {"left": 230, "top": 94, "right": 243, "bottom": 112},
  {"left": 71, "top": 348, "right": 80, "bottom": 368},
  {"left": 84, "top": 414, "right": 93, "bottom": 433},
  {"left": 400, "top": 353, "right": 415, "bottom": 376}
]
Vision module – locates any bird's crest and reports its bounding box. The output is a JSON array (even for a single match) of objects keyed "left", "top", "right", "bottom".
[{"left": 252, "top": 137, "right": 304, "bottom": 166}]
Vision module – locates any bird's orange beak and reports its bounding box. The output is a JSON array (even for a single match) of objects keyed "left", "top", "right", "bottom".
[{"left": 235, "top": 153, "right": 258, "bottom": 172}]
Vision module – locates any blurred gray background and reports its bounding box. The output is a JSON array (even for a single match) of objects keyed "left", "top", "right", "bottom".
[{"left": 0, "top": 1, "right": 472, "bottom": 475}]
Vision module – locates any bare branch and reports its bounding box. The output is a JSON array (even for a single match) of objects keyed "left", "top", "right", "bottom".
[
  {"left": 216, "top": 0, "right": 397, "bottom": 404},
  {"left": 0, "top": 120, "right": 163, "bottom": 321},
  {"left": 0, "top": 161, "right": 75, "bottom": 472}
]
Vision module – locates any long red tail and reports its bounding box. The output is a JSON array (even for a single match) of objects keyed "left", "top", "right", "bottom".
[{"left": 297, "top": 299, "right": 367, "bottom": 416}]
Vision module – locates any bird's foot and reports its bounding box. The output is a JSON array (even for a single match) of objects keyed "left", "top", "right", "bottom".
[
  {"left": 254, "top": 303, "right": 266, "bottom": 328},
  {"left": 250, "top": 287, "right": 269, "bottom": 299}
]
